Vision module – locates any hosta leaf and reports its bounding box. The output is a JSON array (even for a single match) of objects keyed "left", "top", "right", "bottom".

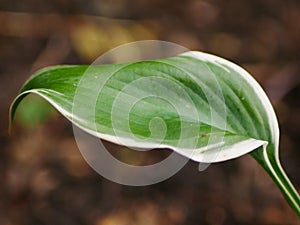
[{"left": 9, "top": 51, "right": 300, "bottom": 216}]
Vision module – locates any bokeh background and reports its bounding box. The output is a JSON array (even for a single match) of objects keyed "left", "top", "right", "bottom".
[{"left": 1, "top": 0, "right": 300, "bottom": 224}]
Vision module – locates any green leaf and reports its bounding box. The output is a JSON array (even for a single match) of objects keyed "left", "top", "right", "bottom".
[
  {"left": 14, "top": 94, "right": 56, "bottom": 127},
  {"left": 9, "top": 51, "right": 300, "bottom": 217}
]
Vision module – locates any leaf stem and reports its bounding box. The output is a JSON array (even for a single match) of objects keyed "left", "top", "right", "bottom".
[{"left": 253, "top": 149, "right": 300, "bottom": 217}]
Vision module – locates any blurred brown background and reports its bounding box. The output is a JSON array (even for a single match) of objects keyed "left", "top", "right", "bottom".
[{"left": 1, "top": 0, "right": 300, "bottom": 224}]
